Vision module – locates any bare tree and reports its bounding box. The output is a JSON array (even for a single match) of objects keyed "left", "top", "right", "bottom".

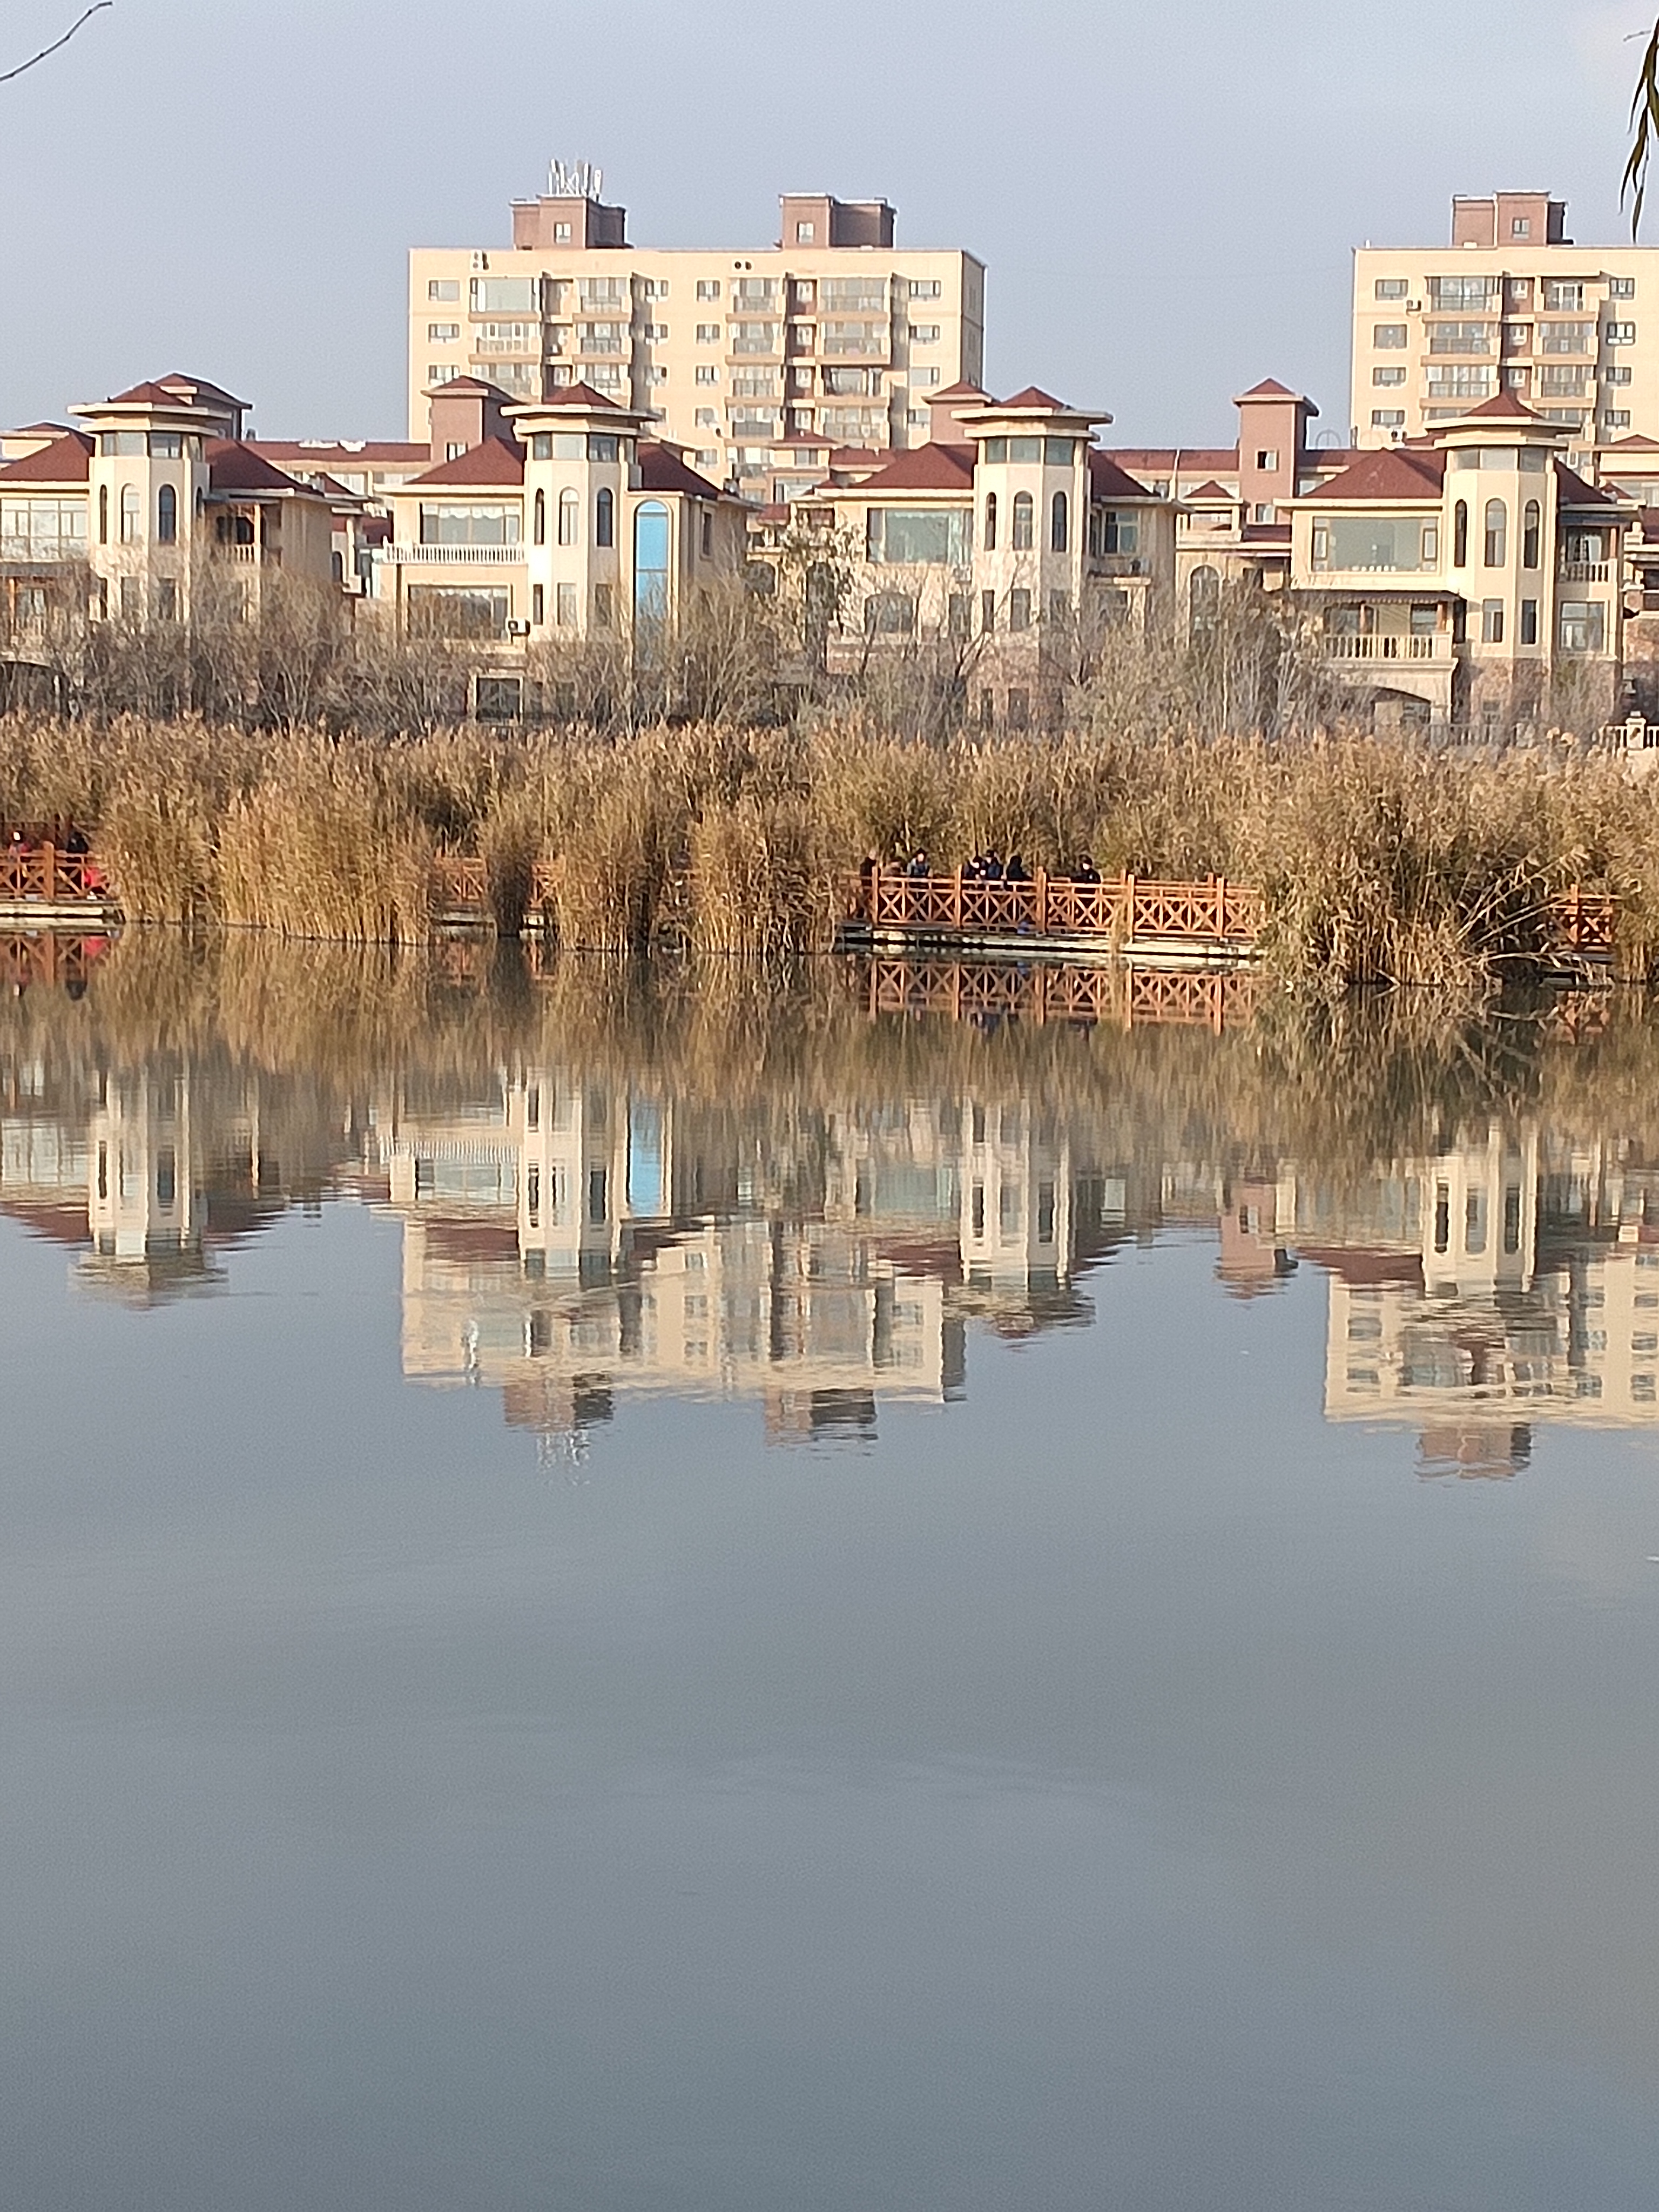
[{"left": 1, "top": 3, "right": 111, "bottom": 86}]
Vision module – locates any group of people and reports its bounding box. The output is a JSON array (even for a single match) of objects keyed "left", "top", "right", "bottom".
[{"left": 892, "top": 851, "right": 1102, "bottom": 885}]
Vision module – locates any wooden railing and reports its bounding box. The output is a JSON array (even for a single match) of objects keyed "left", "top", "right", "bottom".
[
  {"left": 0, "top": 930, "right": 111, "bottom": 991},
  {"left": 865, "top": 956, "right": 1262, "bottom": 1033},
  {"left": 854, "top": 865, "right": 1265, "bottom": 947},
  {"left": 0, "top": 845, "right": 112, "bottom": 903},
  {"left": 431, "top": 853, "right": 489, "bottom": 913},
  {"left": 1551, "top": 887, "right": 1617, "bottom": 955}
]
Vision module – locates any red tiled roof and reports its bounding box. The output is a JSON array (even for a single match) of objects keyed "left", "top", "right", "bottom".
[
  {"left": 207, "top": 440, "right": 306, "bottom": 494},
  {"left": 0, "top": 431, "right": 92, "bottom": 483},
  {"left": 532, "top": 381, "right": 623, "bottom": 410},
  {"left": 1458, "top": 390, "right": 1547, "bottom": 422},
  {"left": 251, "top": 439, "right": 428, "bottom": 466},
  {"left": 1556, "top": 461, "right": 1615, "bottom": 508},
  {"left": 1107, "top": 447, "right": 1237, "bottom": 473},
  {"left": 426, "top": 374, "right": 514, "bottom": 398},
  {"left": 1606, "top": 434, "right": 1659, "bottom": 453},
  {"left": 1182, "top": 478, "right": 1237, "bottom": 502},
  {"left": 4, "top": 421, "right": 72, "bottom": 437},
  {"left": 1087, "top": 451, "right": 1157, "bottom": 500},
  {"left": 1235, "top": 376, "right": 1305, "bottom": 402},
  {"left": 847, "top": 442, "right": 976, "bottom": 493},
  {"left": 157, "top": 372, "right": 248, "bottom": 409},
  {"left": 995, "top": 385, "right": 1070, "bottom": 410},
  {"left": 404, "top": 436, "right": 525, "bottom": 487},
  {"left": 103, "top": 379, "right": 192, "bottom": 407},
  {"left": 637, "top": 442, "right": 724, "bottom": 497},
  {"left": 1298, "top": 447, "right": 1445, "bottom": 501}
]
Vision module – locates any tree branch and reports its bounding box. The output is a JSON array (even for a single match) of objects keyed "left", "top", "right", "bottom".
[
  {"left": 0, "top": 2, "right": 112, "bottom": 88},
  {"left": 1627, "top": 21, "right": 1659, "bottom": 235}
]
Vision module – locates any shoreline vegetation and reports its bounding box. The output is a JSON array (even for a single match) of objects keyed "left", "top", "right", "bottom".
[{"left": 5, "top": 708, "right": 1659, "bottom": 989}]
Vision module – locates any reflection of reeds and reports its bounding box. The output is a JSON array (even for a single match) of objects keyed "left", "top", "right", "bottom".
[{"left": 6, "top": 710, "right": 1659, "bottom": 983}]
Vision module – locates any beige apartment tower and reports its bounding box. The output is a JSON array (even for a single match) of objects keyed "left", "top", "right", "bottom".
[
  {"left": 1352, "top": 192, "right": 1657, "bottom": 463},
  {"left": 409, "top": 164, "right": 985, "bottom": 503}
]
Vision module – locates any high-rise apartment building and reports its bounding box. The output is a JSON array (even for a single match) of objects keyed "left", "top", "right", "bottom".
[
  {"left": 408, "top": 165, "right": 985, "bottom": 502},
  {"left": 1352, "top": 192, "right": 1656, "bottom": 463}
]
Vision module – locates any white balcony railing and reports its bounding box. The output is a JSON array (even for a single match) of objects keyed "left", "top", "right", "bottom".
[
  {"left": 374, "top": 544, "right": 525, "bottom": 566},
  {"left": 1560, "top": 561, "right": 1611, "bottom": 583},
  {"left": 1324, "top": 633, "right": 1451, "bottom": 662}
]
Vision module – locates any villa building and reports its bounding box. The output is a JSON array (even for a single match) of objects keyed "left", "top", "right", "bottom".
[
  {"left": 408, "top": 169, "right": 985, "bottom": 501},
  {"left": 0, "top": 372, "right": 338, "bottom": 631}
]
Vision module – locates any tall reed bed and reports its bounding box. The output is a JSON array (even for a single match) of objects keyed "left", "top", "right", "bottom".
[{"left": 5, "top": 710, "right": 1659, "bottom": 985}]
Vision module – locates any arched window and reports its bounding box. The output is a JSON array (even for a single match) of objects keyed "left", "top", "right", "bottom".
[
  {"left": 633, "top": 500, "right": 670, "bottom": 624},
  {"left": 97, "top": 484, "right": 109, "bottom": 544},
  {"left": 533, "top": 488, "right": 546, "bottom": 544},
  {"left": 1522, "top": 498, "right": 1541, "bottom": 570},
  {"left": 119, "top": 484, "right": 140, "bottom": 545},
  {"left": 983, "top": 491, "right": 997, "bottom": 551},
  {"left": 595, "top": 486, "right": 615, "bottom": 548},
  {"left": 1453, "top": 498, "right": 1468, "bottom": 567},
  {"left": 1483, "top": 498, "right": 1506, "bottom": 567},
  {"left": 1189, "top": 564, "right": 1220, "bottom": 637},
  {"left": 156, "top": 484, "right": 177, "bottom": 544},
  {"left": 557, "top": 488, "right": 577, "bottom": 547},
  {"left": 1011, "top": 491, "right": 1034, "bottom": 549},
  {"left": 1050, "top": 489, "right": 1068, "bottom": 552}
]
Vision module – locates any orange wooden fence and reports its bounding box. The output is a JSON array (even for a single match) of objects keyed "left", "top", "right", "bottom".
[
  {"left": 866, "top": 956, "right": 1262, "bottom": 1032},
  {"left": 0, "top": 845, "right": 112, "bottom": 903},
  {"left": 857, "top": 865, "right": 1265, "bottom": 946}
]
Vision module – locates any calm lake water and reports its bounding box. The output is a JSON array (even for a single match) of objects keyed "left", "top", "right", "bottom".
[{"left": 5, "top": 936, "right": 1659, "bottom": 2210}]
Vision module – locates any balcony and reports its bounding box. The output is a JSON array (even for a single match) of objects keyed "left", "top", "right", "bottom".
[
  {"left": 1324, "top": 632, "right": 1452, "bottom": 662},
  {"left": 376, "top": 544, "right": 525, "bottom": 566},
  {"left": 1561, "top": 560, "right": 1611, "bottom": 583}
]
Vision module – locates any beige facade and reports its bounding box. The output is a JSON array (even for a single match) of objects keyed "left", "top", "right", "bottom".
[
  {"left": 408, "top": 176, "right": 984, "bottom": 501},
  {"left": 1352, "top": 192, "right": 1657, "bottom": 463}
]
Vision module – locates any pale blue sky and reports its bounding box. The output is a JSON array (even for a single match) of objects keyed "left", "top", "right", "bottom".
[{"left": 0, "top": 1, "right": 1648, "bottom": 443}]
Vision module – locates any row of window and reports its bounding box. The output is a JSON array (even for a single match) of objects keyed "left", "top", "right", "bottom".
[
  {"left": 1373, "top": 405, "right": 1634, "bottom": 430},
  {"left": 1374, "top": 320, "right": 1634, "bottom": 354},
  {"left": 1374, "top": 276, "right": 1635, "bottom": 306},
  {"left": 1372, "top": 363, "right": 1635, "bottom": 388},
  {"left": 1313, "top": 498, "right": 1566, "bottom": 573},
  {"left": 861, "top": 585, "right": 1071, "bottom": 637},
  {"left": 428, "top": 276, "right": 948, "bottom": 308}
]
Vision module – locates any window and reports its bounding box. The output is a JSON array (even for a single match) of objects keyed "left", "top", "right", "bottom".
[
  {"left": 700, "top": 509, "right": 712, "bottom": 557},
  {"left": 1373, "top": 323, "right": 1408, "bottom": 348},
  {"left": 1606, "top": 408, "right": 1633, "bottom": 429},
  {"left": 1310, "top": 515, "right": 1434, "bottom": 570},
  {"left": 1483, "top": 497, "right": 1506, "bottom": 566},
  {"left": 1431, "top": 274, "right": 1498, "bottom": 309},
  {"left": 156, "top": 483, "right": 177, "bottom": 544},
  {"left": 406, "top": 586, "right": 510, "bottom": 638},
  {"left": 1426, "top": 365, "right": 1493, "bottom": 400},
  {"left": 1542, "top": 279, "right": 1585, "bottom": 311},
  {"left": 1559, "top": 600, "right": 1606, "bottom": 652},
  {"left": 644, "top": 322, "right": 669, "bottom": 341},
  {"left": 556, "top": 487, "right": 577, "bottom": 547},
  {"left": 1050, "top": 488, "right": 1068, "bottom": 552},
  {"left": 1512, "top": 215, "right": 1530, "bottom": 237},
  {"left": 1374, "top": 277, "right": 1408, "bottom": 300},
  {"left": 418, "top": 503, "right": 521, "bottom": 545},
  {"left": 795, "top": 220, "right": 815, "bottom": 242},
  {"left": 695, "top": 365, "right": 719, "bottom": 385},
  {"left": 1538, "top": 362, "right": 1588, "bottom": 396},
  {"left": 909, "top": 279, "right": 942, "bottom": 299},
  {"left": 595, "top": 486, "right": 614, "bottom": 547},
  {"left": 594, "top": 583, "right": 612, "bottom": 627},
  {"left": 632, "top": 500, "right": 670, "bottom": 622},
  {"left": 1008, "top": 587, "right": 1031, "bottom": 631},
  {"left": 531, "top": 582, "right": 544, "bottom": 624},
  {"left": 98, "top": 483, "right": 108, "bottom": 543},
  {"left": 1372, "top": 409, "right": 1406, "bottom": 428},
  {"left": 1522, "top": 497, "right": 1540, "bottom": 568},
  {"left": 695, "top": 322, "right": 719, "bottom": 343},
  {"left": 1606, "top": 363, "right": 1633, "bottom": 384},
  {"left": 695, "top": 449, "right": 719, "bottom": 467},
  {"left": 1428, "top": 321, "right": 1495, "bottom": 355},
  {"left": 474, "top": 276, "right": 539, "bottom": 313},
  {"left": 100, "top": 430, "right": 144, "bottom": 456},
  {"left": 428, "top": 279, "right": 460, "bottom": 302},
  {"left": 1255, "top": 448, "right": 1278, "bottom": 470},
  {"left": 1520, "top": 597, "right": 1538, "bottom": 645},
  {"left": 821, "top": 319, "right": 881, "bottom": 356},
  {"left": 1373, "top": 366, "right": 1407, "bottom": 386},
  {"left": 557, "top": 582, "right": 577, "bottom": 626},
  {"left": 981, "top": 588, "right": 996, "bottom": 634},
  {"left": 428, "top": 322, "right": 460, "bottom": 342},
  {"left": 0, "top": 496, "right": 86, "bottom": 560},
  {"left": 864, "top": 589, "right": 915, "bottom": 635},
  {"left": 532, "top": 488, "right": 545, "bottom": 544},
  {"left": 1049, "top": 588, "right": 1069, "bottom": 625},
  {"left": 554, "top": 221, "right": 571, "bottom": 242},
  {"left": 1540, "top": 321, "right": 1594, "bottom": 354},
  {"left": 1011, "top": 491, "right": 1034, "bottom": 549},
  {"left": 1481, "top": 599, "right": 1504, "bottom": 643},
  {"left": 156, "top": 578, "right": 178, "bottom": 621},
  {"left": 911, "top": 323, "right": 941, "bottom": 344},
  {"left": 1611, "top": 275, "right": 1637, "bottom": 299},
  {"left": 866, "top": 508, "right": 972, "bottom": 565},
  {"left": 696, "top": 279, "right": 720, "bottom": 300},
  {"left": 1007, "top": 689, "right": 1030, "bottom": 731},
  {"left": 1453, "top": 498, "right": 1468, "bottom": 566},
  {"left": 119, "top": 483, "right": 140, "bottom": 544},
  {"left": 577, "top": 321, "right": 626, "bottom": 354},
  {"left": 1607, "top": 321, "right": 1637, "bottom": 346},
  {"left": 1091, "top": 509, "right": 1138, "bottom": 557},
  {"left": 150, "top": 432, "right": 183, "bottom": 459}
]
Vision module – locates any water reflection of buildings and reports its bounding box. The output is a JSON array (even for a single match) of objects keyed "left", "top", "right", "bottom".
[
  {"left": 374, "top": 1073, "right": 1132, "bottom": 1447},
  {"left": 1288, "top": 1124, "right": 1659, "bottom": 1473}
]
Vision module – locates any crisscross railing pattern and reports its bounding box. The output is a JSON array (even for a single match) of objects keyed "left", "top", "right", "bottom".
[
  {"left": 853, "top": 866, "right": 1264, "bottom": 948},
  {"left": 0, "top": 845, "right": 112, "bottom": 903},
  {"left": 865, "top": 957, "right": 1262, "bottom": 1031}
]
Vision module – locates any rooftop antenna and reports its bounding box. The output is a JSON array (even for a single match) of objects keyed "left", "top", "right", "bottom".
[{"left": 548, "top": 158, "right": 603, "bottom": 200}]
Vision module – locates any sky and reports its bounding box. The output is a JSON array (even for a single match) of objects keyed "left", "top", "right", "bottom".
[{"left": 0, "top": 0, "right": 1651, "bottom": 446}]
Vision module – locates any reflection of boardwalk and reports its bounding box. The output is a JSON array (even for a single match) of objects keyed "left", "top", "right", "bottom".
[
  {"left": 0, "top": 932, "right": 111, "bottom": 993},
  {"left": 866, "top": 958, "right": 1261, "bottom": 1032}
]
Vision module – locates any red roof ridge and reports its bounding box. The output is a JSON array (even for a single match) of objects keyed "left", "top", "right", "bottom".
[
  {"left": 0, "top": 431, "right": 92, "bottom": 484},
  {"left": 404, "top": 435, "right": 526, "bottom": 487}
]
